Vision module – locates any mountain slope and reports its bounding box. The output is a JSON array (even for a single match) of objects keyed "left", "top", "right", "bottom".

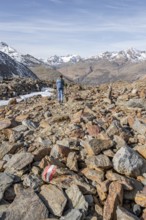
[
  {"left": 0, "top": 51, "right": 38, "bottom": 79},
  {"left": 0, "top": 42, "right": 45, "bottom": 67},
  {"left": 58, "top": 58, "right": 146, "bottom": 85}
]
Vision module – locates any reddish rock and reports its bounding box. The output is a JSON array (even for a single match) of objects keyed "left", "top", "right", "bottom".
[{"left": 103, "top": 182, "right": 123, "bottom": 220}]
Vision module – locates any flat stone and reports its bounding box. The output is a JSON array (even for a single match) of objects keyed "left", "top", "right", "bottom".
[
  {"left": 66, "top": 185, "right": 88, "bottom": 213},
  {"left": 81, "top": 138, "right": 113, "bottom": 156},
  {"left": 113, "top": 146, "right": 146, "bottom": 177},
  {"left": 40, "top": 184, "right": 67, "bottom": 217},
  {"left": 81, "top": 167, "right": 104, "bottom": 183},
  {"left": 86, "top": 155, "right": 112, "bottom": 170},
  {"left": 5, "top": 152, "right": 34, "bottom": 171},
  {"left": 12, "top": 125, "right": 27, "bottom": 132}
]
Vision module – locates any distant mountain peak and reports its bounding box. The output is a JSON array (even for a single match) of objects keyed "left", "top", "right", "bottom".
[{"left": 0, "top": 41, "right": 45, "bottom": 67}]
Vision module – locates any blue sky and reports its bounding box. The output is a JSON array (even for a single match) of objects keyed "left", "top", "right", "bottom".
[{"left": 1, "top": 0, "right": 146, "bottom": 58}]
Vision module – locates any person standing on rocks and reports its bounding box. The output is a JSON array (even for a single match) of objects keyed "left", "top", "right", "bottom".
[{"left": 56, "top": 75, "right": 65, "bottom": 103}]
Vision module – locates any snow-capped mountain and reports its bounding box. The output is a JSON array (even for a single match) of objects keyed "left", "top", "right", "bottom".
[
  {"left": 90, "top": 48, "right": 146, "bottom": 63},
  {"left": 1, "top": 41, "right": 146, "bottom": 67},
  {"left": 0, "top": 51, "right": 37, "bottom": 79},
  {"left": 46, "top": 54, "right": 82, "bottom": 66},
  {"left": 0, "top": 42, "right": 44, "bottom": 67},
  {"left": 46, "top": 48, "right": 146, "bottom": 66}
]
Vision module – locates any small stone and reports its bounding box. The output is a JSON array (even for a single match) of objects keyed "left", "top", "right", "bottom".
[{"left": 66, "top": 152, "right": 78, "bottom": 171}]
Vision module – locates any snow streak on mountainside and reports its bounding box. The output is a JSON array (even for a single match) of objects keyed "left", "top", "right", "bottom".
[
  {"left": 0, "top": 42, "right": 44, "bottom": 67},
  {"left": 0, "top": 51, "right": 38, "bottom": 79}
]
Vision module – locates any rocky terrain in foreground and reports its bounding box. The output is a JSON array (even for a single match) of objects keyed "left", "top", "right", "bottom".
[{"left": 0, "top": 79, "right": 146, "bottom": 220}]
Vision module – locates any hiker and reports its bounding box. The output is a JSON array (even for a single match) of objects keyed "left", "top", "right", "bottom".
[{"left": 56, "top": 75, "right": 65, "bottom": 103}]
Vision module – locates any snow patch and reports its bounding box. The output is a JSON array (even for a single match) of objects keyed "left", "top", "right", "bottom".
[{"left": 0, "top": 87, "right": 53, "bottom": 107}]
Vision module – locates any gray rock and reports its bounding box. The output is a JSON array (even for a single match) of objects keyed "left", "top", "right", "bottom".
[
  {"left": 1, "top": 188, "right": 49, "bottom": 220},
  {"left": 0, "top": 172, "right": 14, "bottom": 201},
  {"left": 40, "top": 184, "right": 67, "bottom": 217},
  {"left": 116, "top": 206, "right": 139, "bottom": 220},
  {"left": 66, "top": 185, "right": 88, "bottom": 213},
  {"left": 106, "top": 120, "right": 121, "bottom": 136},
  {"left": 22, "top": 174, "right": 43, "bottom": 190},
  {"left": 113, "top": 146, "right": 146, "bottom": 177},
  {"left": 22, "top": 119, "right": 37, "bottom": 130},
  {"left": 60, "top": 209, "right": 83, "bottom": 220},
  {"left": 12, "top": 125, "right": 28, "bottom": 132},
  {"left": 131, "top": 118, "right": 146, "bottom": 135},
  {"left": 126, "top": 98, "right": 146, "bottom": 109},
  {"left": 5, "top": 152, "right": 34, "bottom": 172}
]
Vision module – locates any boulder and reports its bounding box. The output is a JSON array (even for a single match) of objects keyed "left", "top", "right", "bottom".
[
  {"left": 113, "top": 146, "right": 146, "bottom": 177},
  {"left": 1, "top": 188, "right": 49, "bottom": 220}
]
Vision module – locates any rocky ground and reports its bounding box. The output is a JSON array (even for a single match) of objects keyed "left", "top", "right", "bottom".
[
  {"left": 0, "top": 78, "right": 53, "bottom": 100},
  {"left": 0, "top": 79, "right": 146, "bottom": 220}
]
